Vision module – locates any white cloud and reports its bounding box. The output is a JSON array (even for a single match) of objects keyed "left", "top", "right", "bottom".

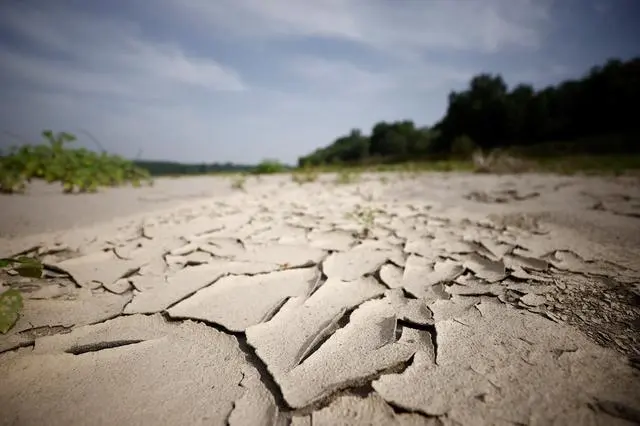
[
  {"left": 158, "top": 0, "right": 362, "bottom": 41},
  {"left": 159, "top": 0, "right": 553, "bottom": 54},
  {"left": 0, "top": 3, "right": 246, "bottom": 98}
]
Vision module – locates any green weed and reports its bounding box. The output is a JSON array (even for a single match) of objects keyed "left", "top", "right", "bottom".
[
  {"left": 346, "top": 206, "right": 377, "bottom": 238},
  {"left": 335, "top": 170, "right": 359, "bottom": 185},
  {"left": 0, "top": 256, "right": 44, "bottom": 334},
  {"left": 231, "top": 174, "right": 247, "bottom": 191},
  {"left": 0, "top": 130, "right": 153, "bottom": 194},
  {"left": 292, "top": 168, "right": 319, "bottom": 184}
]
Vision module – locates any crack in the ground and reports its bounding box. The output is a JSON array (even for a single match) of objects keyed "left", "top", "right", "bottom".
[
  {"left": 0, "top": 340, "right": 35, "bottom": 355},
  {"left": 41, "top": 263, "right": 77, "bottom": 280},
  {"left": 294, "top": 306, "right": 355, "bottom": 368},
  {"left": 289, "top": 352, "right": 419, "bottom": 417},
  {"left": 385, "top": 399, "right": 446, "bottom": 425},
  {"left": 112, "top": 244, "right": 141, "bottom": 260},
  {"left": 260, "top": 297, "right": 291, "bottom": 324},
  {"left": 305, "top": 270, "right": 326, "bottom": 299},
  {"left": 8, "top": 245, "right": 42, "bottom": 258},
  {"left": 100, "top": 268, "right": 141, "bottom": 295},
  {"left": 133, "top": 274, "right": 228, "bottom": 314},
  {"left": 65, "top": 339, "right": 145, "bottom": 355},
  {"left": 397, "top": 318, "right": 435, "bottom": 332},
  {"left": 225, "top": 372, "right": 246, "bottom": 426},
  {"left": 383, "top": 393, "right": 455, "bottom": 424},
  {"left": 591, "top": 398, "right": 640, "bottom": 424},
  {"left": 87, "top": 309, "right": 132, "bottom": 328},
  {"left": 294, "top": 291, "right": 390, "bottom": 368},
  {"left": 235, "top": 330, "right": 291, "bottom": 413},
  {"left": 1, "top": 311, "right": 132, "bottom": 356},
  {"left": 18, "top": 324, "right": 72, "bottom": 339},
  {"left": 428, "top": 324, "right": 439, "bottom": 365},
  {"left": 400, "top": 287, "right": 418, "bottom": 300},
  {"left": 159, "top": 311, "right": 292, "bottom": 413},
  {"left": 396, "top": 318, "right": 438, "bottom": 364}
]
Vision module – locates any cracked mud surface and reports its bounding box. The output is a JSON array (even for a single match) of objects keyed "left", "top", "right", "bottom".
[{"left": 1, "top": 172, "right": 639, "bottom": 426}]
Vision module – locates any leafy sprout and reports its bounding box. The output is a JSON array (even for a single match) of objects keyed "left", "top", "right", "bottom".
[
  {"left": 0, "top": 256, "right": 44, "bottom": 334},
  {"left": 346, "top": 206, "right": 377, "bottom": 239},
  {"left": 231, "top": 174, "right": 247, "bottom": 191}
]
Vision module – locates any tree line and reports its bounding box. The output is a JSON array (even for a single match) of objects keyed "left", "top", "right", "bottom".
[
  {"left": 133, "top": 160, "right": 255, "bottom": 176},
  {"left": 298, "top": 57, "right": 640, "bottom": 167}
]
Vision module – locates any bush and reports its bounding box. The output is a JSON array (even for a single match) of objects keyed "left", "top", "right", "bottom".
[
  {"left": 252, "top": 159, "right": 287, "bottom": 175},
  {"left": 0, "top": 130, "right": 152, "bottom": 194}
]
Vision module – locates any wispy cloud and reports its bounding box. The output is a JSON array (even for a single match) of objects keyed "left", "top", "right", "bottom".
[
  {"left": 159, "top": 0, "right": 554, "bottom": 54},
  {"left": 0, "top": 2, "right": 245, "bottom": 100}
]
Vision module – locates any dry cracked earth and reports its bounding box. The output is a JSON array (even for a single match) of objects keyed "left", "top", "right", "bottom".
[{"left": 1, "top": 172, "right": 639, "bottom": 426}]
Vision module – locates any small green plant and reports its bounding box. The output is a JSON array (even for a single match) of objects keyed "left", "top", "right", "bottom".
[
  {"left": 231, "top": 174, "right": 247, "bottom": 191},
  {"left": 335, "top": 169, "right": 359, "bottom": 185},
  {"left": 346, "top": 206, "right": 377, "bottom": 238},
  {"left": 0, "top": 256, "right": 43, "bottom": 334},
  {"left": 253, "top": 159, "right": 287, "bottom": 175},
  {"left": 0, "top": 257, "right": 43, "bottom": 278},
  {"left": 292, "top": 168, "right": 318, "bottom": 184},
  {"left": 0, "top": 289, "right": 22, "bottom": 334},
  {"left": 0, "top": 130, "right": 153, "bottom": 194}
]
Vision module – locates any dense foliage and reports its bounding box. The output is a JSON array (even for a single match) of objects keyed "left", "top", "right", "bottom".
[
  {"left": 0, "top": 130, "right": 152, "bottom": 193},
  {"left": 298, "top": 57, "right": 640, "bottom": 167},
  {"left": 134, "top": 159, "right": 290, "bottom": 176}
]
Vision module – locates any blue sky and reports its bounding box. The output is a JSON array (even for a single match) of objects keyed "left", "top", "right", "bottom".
[{"left": 0, "top": 0, "right": 638, "bottom": 164}]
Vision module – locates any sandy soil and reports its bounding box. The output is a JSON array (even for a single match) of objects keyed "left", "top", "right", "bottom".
[
  {"left": 0, "top": 176, "right": 239, "bottom": 238},
  {"left": 0, "top": 172, "right": 639, "bottom": 426}
]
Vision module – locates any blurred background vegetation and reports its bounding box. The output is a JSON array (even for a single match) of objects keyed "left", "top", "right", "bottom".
[
  {"left": 297, "top": 57, "right": 640, "bottom": 170},
  {"left": 2, "top": 56, "right": 639, "bottom": 183}
]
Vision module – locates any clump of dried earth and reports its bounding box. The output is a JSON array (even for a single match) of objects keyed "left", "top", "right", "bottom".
[{"left": 1, "top": 172, "right": 639, "bottom": 426}]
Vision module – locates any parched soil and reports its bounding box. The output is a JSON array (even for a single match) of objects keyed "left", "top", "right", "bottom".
[{"left": 1, "top": 172, "right": 639, "bottom": 426}]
